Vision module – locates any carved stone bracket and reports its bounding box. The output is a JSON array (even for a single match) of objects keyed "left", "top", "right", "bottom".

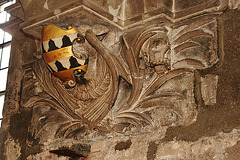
[{"left": 15, "top": 0, "right": 221, "bottom": 143}]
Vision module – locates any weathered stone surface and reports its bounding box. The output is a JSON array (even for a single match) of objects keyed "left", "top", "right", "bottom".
[
  {"left": 155, "top": 129, "right": 240, "bottom": 160},
  {"left": 228, "top": 0, "right": 240, "bottom": 9},
  {"left": 19, "top": 0, "right": 78, "bottom": 21},
  {"left": 201, "top": 74, "right": 219, "bottom": 105},
  {"left": 18, "top": 0, "right": 228, "bottom": 40},
  {"left": 24, "top": 128, "right": 240, "bottom": 160},
  {"left": 4, "top": 139, "right": 21, "bottom": 160},
  {"left": 226, "top": 141, "right": 240, "bottom": 160},
  {"left": 1, "top": 0, "right": 240, "bottom": 160}
]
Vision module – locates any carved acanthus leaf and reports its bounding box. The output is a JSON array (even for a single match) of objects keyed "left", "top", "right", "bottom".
[
  {"left": 25, "top": 19, "right": 218, "bottom": 136},
  {"left": 32, "top": 59, "right": 81, "bottom": 120},
  {"left": 171, "top": 18, "right": 218, "bottom": 69}
]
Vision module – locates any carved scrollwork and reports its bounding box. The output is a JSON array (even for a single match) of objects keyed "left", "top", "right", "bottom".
[
  {"left": 23, "top": 17, "right": 219, "bottom": 140},
  {"left": 170, "top": 17, "right": 218, "bottom": 70},
  {"left": 139, "top": 30, "right": 171, "bottom": 74},
  {"left": 23, "top": 24, "right": 127, "bottom": 140},
  {"left": 105, "top": 18, "right": 218, "bottom": 131},
  {"left": 106, "top": 25, "right": 197, "bottom": 132}
]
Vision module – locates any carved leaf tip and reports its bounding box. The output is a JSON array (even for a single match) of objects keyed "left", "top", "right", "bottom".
[{"left": 115, "top": 111, "right": 153, "bottom": 127}]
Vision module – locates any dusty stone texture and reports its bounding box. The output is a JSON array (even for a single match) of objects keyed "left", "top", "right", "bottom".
[
  {"left": 1, "top": 1, "right": 240, "bottom": 160},
  {"left": 24, "top": 128, "right": 240, "bottom": 160},
  {"left": 4, "top": 139, "right": 21, "bottom": 160},
  {"left": 201, "top": 74, "right": 219, "bottom": 105},
  {"left": 0, "top": 17, "right": 41, "bottom": 160},
  {"left": 163, "top": 8, "right": 240, "bottom": 143},
  {"left": 226, "top": 141, "right": 240, "bottom": 160},
  {"left": 25, "top": 127, "right": 168, "bottom": 160},
  {"left": 19, "top": 0, "right": 79, "bottom": 21},
  {"left": 18, "top": 0, "right": 227, "bottom": 40},
  {"left": 155, "top": 129, "right": 240, "bottom": 160},
  {"left": 147, "top": 141, "right": 158, "bottom": 160},
  {"left": 228, "top": 0, "right": 240, "bottom": 9}
]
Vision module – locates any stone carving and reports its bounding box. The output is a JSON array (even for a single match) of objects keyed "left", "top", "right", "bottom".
[
  {"left": 22, "top": 16, "right": 218, "bottom": 141},
  {"left": 170, "top": 17, "right": 218, "bottom": 70},
  {"left": 22, "top": 24, "right": 122, "bottom": 140},
  {"left": 228, "top": 0, "right": 240, "bottom": 9},
  {"left": 139, "top": 30, "right": 171, "bottom": 74},
  {"left": 108, "top": 25, "right": 196, "bottom": 132},
  {"left": 41, "top": 25, "right": 89, "bottom": 87}
]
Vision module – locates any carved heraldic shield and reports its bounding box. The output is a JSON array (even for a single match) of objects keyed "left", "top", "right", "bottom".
[{"left": 41, "top": 25, "right": 88, "bottom": 87}]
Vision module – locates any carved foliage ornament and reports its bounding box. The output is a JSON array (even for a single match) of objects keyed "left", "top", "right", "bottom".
[{"left": 23, "top": 17, "right": 218, "bottom": 140}]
